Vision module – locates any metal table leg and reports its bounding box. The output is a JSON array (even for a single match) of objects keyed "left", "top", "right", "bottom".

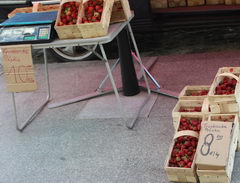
[
  {"left": 12, "top": 48, "right": 51, "bottom": 132},
  {"left": 99, "top": 44, "right": 125, "bottom": 119},
  {"left": 128, "top": 24, "right": 178, "bottom": 99},
  {"left": 97, "top": 58, "right": 120, "bottom": 92},
  {"left": 131, "top": 51, "right": 161, "bottom": 90}
]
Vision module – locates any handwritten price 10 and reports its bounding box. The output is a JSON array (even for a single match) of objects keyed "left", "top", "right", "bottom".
[{"left": 6, "top": 65, "right": 35, "bottom": 83}]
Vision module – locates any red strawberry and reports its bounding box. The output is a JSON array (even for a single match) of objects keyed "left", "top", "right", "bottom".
[{"left": 187, "top": 162, "right": 192, "bottom": 168}]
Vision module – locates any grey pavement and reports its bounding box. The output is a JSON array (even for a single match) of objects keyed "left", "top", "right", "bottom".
[{"left": 1, "top": 51, "right": 240, "bottom": 183}]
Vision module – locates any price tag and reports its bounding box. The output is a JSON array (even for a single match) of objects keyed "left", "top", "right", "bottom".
[
  {"left": 1, "top": 44, "right": 37, "bottom": 92},
  {"left": 196, "top": 121, "right": 232, "bottom": 170}
]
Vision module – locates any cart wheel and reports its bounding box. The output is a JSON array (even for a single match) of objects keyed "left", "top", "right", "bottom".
[{"left": 49, "top": 45, "right": 99, "bottom": 62}]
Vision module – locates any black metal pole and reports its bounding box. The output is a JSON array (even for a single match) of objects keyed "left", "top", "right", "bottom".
[{"left": 117, "top": 28, "right": 140, "bottom": 96}]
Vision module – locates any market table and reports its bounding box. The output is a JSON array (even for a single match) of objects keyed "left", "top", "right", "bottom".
[{"left": 11, "top": 12, "right": 156, "bottom": 132}]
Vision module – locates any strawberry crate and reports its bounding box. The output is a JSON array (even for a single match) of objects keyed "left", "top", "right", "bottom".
[
  {"left": 196, "top": 114, "right": 239, "bottom": 183},
  {"left": 77, "top": 0, "right": 114, "bottom": 38},
  {"left": 206, "top": 0, "right": 224, "bottom": 4},
  {"left": 54, "top": 0, "right": 82, "bottom": 39},
  {"left": 187, "top": 0, "right": 205, "bottom": 6},
  {"left": 179, "top": 85, "right": 210, "bottom": 101},
  {"left": 208, "top": 72, "right": 240, "bottom": 104},
  {"left": 216, "top": 67, "right": 240, "bottom": 76},
  {"left": 168, "top": 0, "right": 186, "bottom": 7},
  {"left": 165, "top": 130, "right": 199, "bottom": 183},
  {"left": 209, "top": 100, "right": 239, "bottom": 114},
  {"left": 110, "top": 0, "right": 132, "bottom": 24},
  {"left": 202, "top": 98, "right": 239, "bottom": 116},
  {"left": 225, "top": 0, "right": 240, "bottom": 4},
  {"left": 32, "top": 3, "right": 59, "bottom": 13},
  {"left": 172, "top": 100, "right": 210, "bottom": 128},
  {"left": 176, "top": 114, "right": 205, "bottom": 133},
  {"left": 8, "top": 4, "right": 60, "bottom": 18},
  {"left": 150, "top": 0, "right": 168, "bottom": 9}
]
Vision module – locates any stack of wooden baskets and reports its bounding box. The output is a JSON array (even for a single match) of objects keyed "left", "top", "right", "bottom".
[
  {"left": 165, "top": 67, "right": 240, "bottom": 183},
  {"left": 54, "top": 0, "right": 131, "bottom": 39},
  {"left": 150, "top": 0, "right": 240, "bottom": 9}
]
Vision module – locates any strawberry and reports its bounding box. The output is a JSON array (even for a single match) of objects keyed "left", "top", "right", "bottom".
[
  {"left": 97, "top": 8, "right": 103, "bottom": 13},
  {"left": 187, "top": 162, "right": 192, "bottom": 168},
  {"left": 178, "top": 161, "right": 185, "bottom": 167}
]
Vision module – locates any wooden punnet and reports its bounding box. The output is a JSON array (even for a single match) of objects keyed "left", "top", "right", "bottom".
[
  {"left": 165, "top": 130, "right": 199, "bottom": 183},
  {"left": 54, "top": 0, "right": 83, "bottom": 39},
  {"left": 196, "top": 114, "right": 239, "bottom": 182},
  {"left": 216, "top": 67, "right": 240, "bottom": 76},
  {"left": 8, "top": 4, "right": 60, "bottom": 18},
  {"left": 208, "top": 73, "right": 240, "bottom": 104},
  {"left": 77, "top": 0, "right": 114, "bottom": 38},
  {"left": 172, "top": 99, "right": 209, "bottom": 128},
  {"left": 168, "top": 0, "right": 186, "bottom": 7},
  {"left": 110, "top": 0, "right": 132, "bottom": 23},
  {"left": 175, "top": 114, "right": 205, "bottom": 132},
  {"left": 187, "top": 0, "right": 205, "bottom": 6},
  {"left": 206, "top": 0, "right": 224, "bottom": 4},
  {"left": 150, "top": 0, "right": 168, "bottom": 9},
  {"left": 209, "top": 100, "right": 239, "bottom": 114},
  {"left": 179, "top": 85, "right": 210, "bottom": 101}
]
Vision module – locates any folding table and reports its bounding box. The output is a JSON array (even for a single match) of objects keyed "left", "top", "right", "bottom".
[{"left": 11, "top": 12, "right": 159, "bottom": 132}]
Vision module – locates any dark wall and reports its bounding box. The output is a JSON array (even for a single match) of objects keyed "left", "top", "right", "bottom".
[{"left": 128, "top": 0, "right": 152, "bottom": 20}]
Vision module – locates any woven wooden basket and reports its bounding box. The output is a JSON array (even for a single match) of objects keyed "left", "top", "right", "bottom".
[
  {"left": 165, "top": 130, "right": 199, "bottom": 183},
  {"left": 208, "top": 73, "right": 240, "bottom": 104},
  {"left": 54, "top": 0, "right": 83, "bottom": 39},
  {"left": 110, "top": 0, "right": 131, "bottom": 24},
  {"left": 179, "top": 85, "right": 210, "bottom": 101},
  {"left": 172, "top": 99, "right": 209, "bottom": 128},
  {"left": 77, "top": 0, "right": 114, "bottom": 39}
]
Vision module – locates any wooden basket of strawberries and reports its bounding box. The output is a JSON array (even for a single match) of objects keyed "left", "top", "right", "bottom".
[
  {"left": 54, "top": 0, "right": 82, "bottom": 39},
  {"left": 77, "top": 0, "right": 114, "bottom": 38},
  {"left": 216, "top": 67, "right": 240, "bottom": 76},
  {"left": 165, "top": 130, "right": 199, "bottom": 183},
  {"left": 208, "top": 99, "right": 239, "bottom": 114},
  {"left": 110, "top": 0, "right": 132, "bottom": 24},
  {"left": 179, "top": 85, "right": 210, "bottom": 101},
  {"left": 208, "top": 72, "right": 240, "bottom": 103},
  {"left": 176, "top": 114, "right": 204, "bottom": 133},
  {"left": 172, "top": 100, "right": 207, "bottom": 128}
]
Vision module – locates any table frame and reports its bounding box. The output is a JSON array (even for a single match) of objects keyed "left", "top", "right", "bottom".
[{"left": 11, "top": 14, "right": 154, "bottom": 131}]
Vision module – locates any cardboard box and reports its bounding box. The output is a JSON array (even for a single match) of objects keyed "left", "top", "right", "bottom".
[{"left": 196, "top": 121, "right": 233, "bottom": 170}]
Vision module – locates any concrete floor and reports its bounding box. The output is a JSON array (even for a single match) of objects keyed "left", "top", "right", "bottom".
[{"left": 1, "top": 51, "right": 240, "bottom": 183}]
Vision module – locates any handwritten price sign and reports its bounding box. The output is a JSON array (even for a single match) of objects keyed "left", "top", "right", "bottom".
[
  {"left": 196, "top": 121, "right": 232, "bottom": 169},
  {"left": 1, "top": 44, "right": 37, "bottom": 92}
]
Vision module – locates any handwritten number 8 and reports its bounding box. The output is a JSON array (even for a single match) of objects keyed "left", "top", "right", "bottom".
[{"left": 200, "top": 133, "right": 214, "bottom": 156}]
